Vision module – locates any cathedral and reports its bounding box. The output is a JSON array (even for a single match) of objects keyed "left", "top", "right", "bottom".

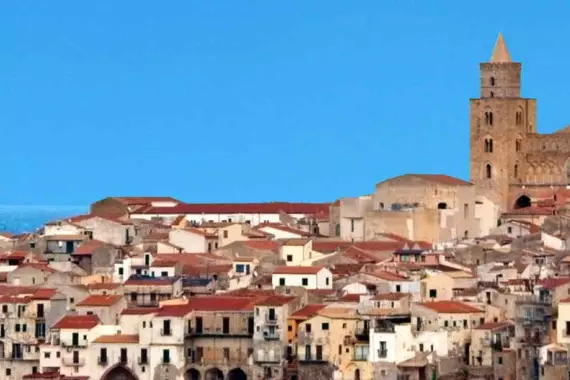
[{"left": 470, "top": 34, "right": 570, "bottom": 212}]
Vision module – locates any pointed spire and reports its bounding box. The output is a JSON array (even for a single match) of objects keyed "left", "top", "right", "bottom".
[{"left": 490, "top": 33, "right": 512, "bottom": 63}]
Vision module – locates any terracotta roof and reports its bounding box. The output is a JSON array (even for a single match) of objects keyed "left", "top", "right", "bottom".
[
  {"left": 76, "top": 295, "right": 123, "bottom": 307},
  {"left": 0, "top": 295, "right": 31, "bottom": 304},
  {"left": 93, "top": 334, "right": 139, "bottom": 344},
  {"left": 72, "top": 240, "right": 110, "bottom": 256},
  {"left": 17, "top": 263, "right": 57, "bottom": 273},
  {"left": 372, "top": 292, "right": 409, "bottom": 301},
  {"left": 134, "top": 202, "right": 331, "bottom": 215},
  {"left": 182, "top": 227, "right": 218, "bottom": 238},
  {"left": 281, "top": 238, "right": 311, "bottom": 246},
  {"left": 121, "top": 307, "right": 160, "bottom": 315},
  {"left": 419, "top": 301, "right": 484, "bottom": 314},
  {"left": 86, "top": 283, "right": 122, "bottom": 291},
  {"left": 475, "top": 321, "right": 513, "bottom": 330},
  {"left": 312, "top": 240, "right": 431, "bottom": 254},
  {"left": 53, "top": 315, "right": 100, "bottom": 329},
  {"left": 404, "top": 174, "right": 472, "bottom": 186},
  {"left": 31, "top": 289, "right": 57, "bottom": 300},
  {"left": 156, "top": 296, "right": 259, "bottom": 315},
  {"left": 339, "top": 293, "right": 364, "bottom": 302},
  {"left": 538, "top": 277, "right": 570, "bottom": 290},
  {"left": 273, "top": 266, "right": 325, "bottom": 275},
  {"left": 370, "top": 270, "right": 410, "bottom": 282},
  {"left": 256, "top": 223, "right": 311, "bottom": 237},
  {"left": 255, "top": 295, "right": 296, "bottom": 307},
  {"left": 150, "top": 260, "right": 179, "bottom": 268},
  {"left": 124, "top": 276, "right": 178, "bottom": 286},
  {"left": 290, "top": 304, "right": 327, "bottom": 319},
  {"left": 342, "top": 246, "right": 380, "bottom": 263},
  {"left": 241, "top": 240, "right": 280, "bottom": 252}
]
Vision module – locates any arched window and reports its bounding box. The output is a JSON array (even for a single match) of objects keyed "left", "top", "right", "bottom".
[
  {"left": 516, "top": 139, "right": 522, "bottom": 152},
  {"left": 514, "top": 164, "right": 519, "bottom": 178},
  {"left": 490, "top": 91, "right": 494, "bottom": 98},
  {"left": 516, "top": 111, "right": 523, "bottom": 125},
  {"left": 490, "top": 77, "right": 495, "bottom": 86},
  {"left": 514, "top": 195, "right": 531, "bottom": 209},
  {"left": 484, "top": 112, "right": 494, "bottom": 126},
  {"left": 484, "top": 138, "right": 494, "bottom": 153},
  {"left": 485, "top": 164, "right": 492, "bottom": 179}
]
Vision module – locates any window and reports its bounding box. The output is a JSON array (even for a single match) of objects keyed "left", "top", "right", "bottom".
[
  {"left": 288, "top": 325, "right": 292, "bottom": 332},
  {"left": 484, "top": 138, "right": 493, "bottom": 153},
  {"left": 160, "top": 271, "right": 168, "bottom": 277},
  {"left": 321, "top": 323, "right": 329, "bottom": 331},
  {"left": 326, "top": 277, "right": 330, "bottom": 286},
  {"left": 507, "top": 227, "right": 512, "bottom": 234},
  {"left": 485, "top": 163, "right": 492, "bottom": 179},
  {"left": 516, "top": 111, "right": 523, "bottom": 125},
  {"left": 316, "top": 345, "right": 323, "bottom": 360},
  {"left": 286, "top": 255, "right": 293, "bottom": 262},
  {"left": 305, "top": 324, "right": 312, "bottom": 333},
  {"left": 463, "top": 320, "right": 468, "bottom": 328},
  {"left": 140, "top": 348, "right": 148, "bottom": 364},
  {"left": 44, "top": 352, "right": 50, "bottom": 358},
  {"left": 301, "top": 278, "right": 308, "bottom": 286},
  {"left": 162, "top": 349, "right": 170, "bottom": 364},
  {"left": 1, "top": 305, "right": 6, "bottom": 313},
  {"left": 255, "top": 308, "right": 259, "bottom": 316},
  {"left": 484, "top": 111, "right": 493, "bottom": 126},
  {"left": 378, "top": 341, "right": 387, "bottom": 358},
  {"left": 223, "top": 230, "right": 228, "bottom": 238},
  {"left": 118, "top": 267, "right": 124, "bottom": 275},
  {"left": 207, "top": 242, "right": 212, "bottom": 252},
  {"left": 162, "top": 320, "right": 171, "bottom": 336},
  {"left": 498, "top": 356, "right": 503, "bottom": 365},
  {"left": 223, "top": 347, "right": 230, "bottom": 360},
  {"left": 444, "top": 320, "right": 448, "bottom": 327},
  {"left": 5, "top": 369, "right": 10, "bottom": 376},
  {"left": 396, "top": 285, "right": 401, "bottom": 292},
  {"left": 514, "top": 164, "right": 519, "bottom": 178},
  {"left": 490, "top": 77, "right": 495, "bottom": 86},
  {"left": 350, "top": 219, "right": 355, "bottom": 233},
  {"left": 463, "top": 203, "right": 469, "bottom": 219},
  {"left": 419, "top": 343, "right": 424, "bottom": 352},
  {"left": 429, "top": 289, "right": 437, "bottom": 298},
  {"left": 279, "top": 278, "right": 285, "bottom": 286},
  {"left": 516, "top": 139, "right": 522, "bottom": 152}
]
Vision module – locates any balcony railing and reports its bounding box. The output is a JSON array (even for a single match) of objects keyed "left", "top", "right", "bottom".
[
  {"left": 354, "top": 328, "right": 369, "bottom": 340},
  {"left": 262, "top": 330, "right": 280, "bottom": 340},
  {"left": 186, "top": 327, "right": 252, "bottom": 338},
  {"left": 265, "top": 316, "right": 278, "bottom": 325},
  {"left": 63, "top": 357, "right": 85, "bottom": 366},
  {"left": 353, "top": 354, "right": 368, "bottom": 361},
  {"left": 160, "top": 328, "right": 172, "bottom": 336},
  {"left": 377, "top": 349, "right": 388, "bottom": 359},
  {"left": 298, "top": 355, "right": 327, "bottom": 363},
  {"left": 138, "top": 356, "right": 148, "bottom": 365}
]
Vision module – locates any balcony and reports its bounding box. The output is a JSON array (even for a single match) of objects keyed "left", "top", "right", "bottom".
[
  {"left": 265, "top": 316, "right": 278, "bottom": 325},
  {"left": 161, "top": 357, "right": 171, "bottom": 365},
  {"left": 63, "top": 357, "right": 85, "bottom": 366},
  {"left": 263, "top": 330, "right": 281, "bottom": 341},
  {"left": 377, "top": 349, "right": 388, "bottom": 359},
  {"left": 354, "top": 328, "right": 369, "bottom": 341},
  {"left": 298, "top": 355, "right": 327, "bottom": 364},
  {"left": 98, "top": 356, "right": 108, "bottom": 365},
  {"left": 160, "top": 328, "right": 172, "bottom": 336},
  {"left": 61, "top": 342, "right": 86, "bottom": 348},
  {"left": 186, "top": 327, "right": 252, "bottom": 338},
  {"left": 138, "top": 357, "right": 148, "bottom": 365}
]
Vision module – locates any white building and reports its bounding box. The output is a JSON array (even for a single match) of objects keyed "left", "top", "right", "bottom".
[
  {"left": 271, "top": 266, "right": 332, "bottom": 289},
  {"left": 129, "top": 202, "right": 330, "bottom": 227}
]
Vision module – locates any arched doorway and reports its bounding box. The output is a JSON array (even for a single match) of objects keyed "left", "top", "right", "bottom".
[
  {"left": 355, "top": 369, "right": 361, "bottom": 380},
  {"left": 514, "top": 195, "right": 531, "bottom": 209},
  {"left": 186, "top": 368, "right": 201, "bottom": 380},
  {"left": 226, "top": 368, "right": 247, "bottom": 380},
  {"left": 100, "top": 365, "right": 138, "bottom": 380},
  {"left": 437, "top": 202, "right": 447, "bottom": 210},
  {"left": 204, "top": 368, "right": 224, "bottom": 380}
]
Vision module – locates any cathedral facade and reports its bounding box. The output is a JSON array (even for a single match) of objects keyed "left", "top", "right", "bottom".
[{"left": 470, "top": 34, "right": 570, "bottom": 211}]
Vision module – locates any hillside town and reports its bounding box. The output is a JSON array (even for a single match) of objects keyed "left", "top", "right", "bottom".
[{"left": 1, "top": 35, "right": 570, "bottom": 380}]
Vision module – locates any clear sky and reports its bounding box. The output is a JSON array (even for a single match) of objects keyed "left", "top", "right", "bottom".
[{"left": 1, "top": 1, "right": 569, "bottom": 205}]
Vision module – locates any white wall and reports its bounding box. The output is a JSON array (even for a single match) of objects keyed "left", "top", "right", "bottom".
[
  {"left": 130, "top": 212, "right": 315, "bottom": 227},
  {"left": 169, "top": 229, "right": 205, "bottom": 252},
  {"left": 258, "top": 226, "right": 304, "bottom": 239},
  {"left": 272, "top": 269, "right": 332, "bottom": 289},
  {"left": 44, "top": 223, "right": 83, "bottom": 236}
]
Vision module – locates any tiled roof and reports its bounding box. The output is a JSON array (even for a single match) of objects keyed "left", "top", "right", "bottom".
[
  {"left": 241, "top": 240, "right": 280, "bottom": 252},
  {"left": 72, "top": 240, "right": 109, "bottom": 256},
  {"left": 255, "top": 295, "right": 296, "bottom": 307},
  {"left": 86, "top": 283, "right": 122, "bottom": 291},
  {"left": 124, "top": 275, "right": 178, "bottom": 286},
  {"left": 339, "top": 293, "right": 364, "bottom": 303},
  {"left": 134, "top": 202, "right": 331, "bottom": 215},
  {"left": 312, "top": 240, "right": 431, "bottom": 254},
  {"left": 370, "top": 270, "right": 410, "bottom": 282},
  {"left": 281, "top": 238, "right": 311, "bottom": 246},
  {"left": 18, "top": 263, "right": 57, "bottom": 273},
  {"left": 538, "top": 277, "right": 570, "bottom": 290},
  {"left": 419, "top": 301, "right": 483, "bottom": 314},
  {"left": 121, "top": 307, "right": 160, "bottom": 315},
  {"left": 31, "top": 289, "right": 57, "bottom": 300},
  {"left": 76, "top": 295, "right": 123, "bottom": 307},
  {"left": 0, "top": 295, "right": 32, "bottom": 304},
  {"left": 273, "top": 266, "right": 324, "bottom": 275},
  {"left": 182, "top": 227, "right": 218, "bottom": 238},
  {"left": 93, "top": 334, "right": 139, "bottom": 344},
  {"left": 53, "top": 315, "right": 100, "bottom": 329},
  {"left": 372, "top": 292, "right": 409, "bottom": 301},
  {"left": 289, "top": 304, "right": 327, "bottom": 319},
  {"left": 406, "top": 174, "right": 472, "bottom": 186}
]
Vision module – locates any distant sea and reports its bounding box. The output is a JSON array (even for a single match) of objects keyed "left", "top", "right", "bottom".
[{"left": 0, "top": 205, "right": 87, "bottom": 233}]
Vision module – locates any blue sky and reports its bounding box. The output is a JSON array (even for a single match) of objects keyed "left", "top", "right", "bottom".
[{"left": 1, "top": 1, "right": 569, "bottom": 205}]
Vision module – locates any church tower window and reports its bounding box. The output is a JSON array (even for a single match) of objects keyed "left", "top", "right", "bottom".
[
  {"left": 484, "top": 138, "right": 494, "bottom": 153},
  {"left": 484, "top": 112, "right": 494, "bottom": 126},
  {"left": 485, "top": 164, "right": 492, "bottom": 179},
  {"left": 490, "top": 77, "right": 495, "bottom": 86},
  {"left": 515, "top": 139, "right": 522, "bottom": 152},
  {"left": 516, "top": 111, "right": 523, "bottom": 125},
  {"left": 514, "top": 164, "right": 519, "bottom": 178}
]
